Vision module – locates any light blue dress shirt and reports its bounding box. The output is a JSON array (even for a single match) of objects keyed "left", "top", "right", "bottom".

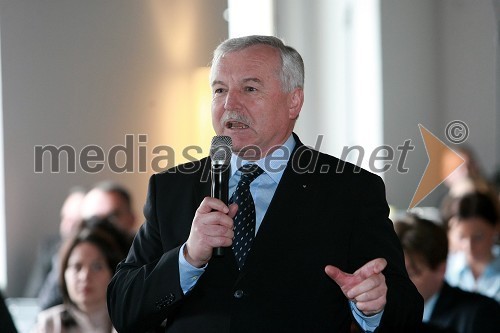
[
  {"left": 422, "top": 292, "right": 440, "bottom": 322},
  {"left": 178, "top": 134, "right": 382, "bottom": 331},
  {"left": 445, "top": 245, "right": 500, "bottom": 302}
]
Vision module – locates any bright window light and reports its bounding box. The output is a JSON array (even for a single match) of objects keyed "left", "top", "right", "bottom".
[
  {"left": 227, "top": 0, "right": 275, "bottom": 37},
  {"left": 0, "top": 18, "right": 7, "bottom": 290}
]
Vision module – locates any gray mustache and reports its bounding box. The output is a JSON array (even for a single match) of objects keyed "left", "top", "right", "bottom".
[{"left": 221, "top": 112, "right": 252, "bottom": 127}]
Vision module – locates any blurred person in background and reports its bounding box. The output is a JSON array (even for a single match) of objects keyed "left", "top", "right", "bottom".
[
  {"left": 445, "top": 191, "right": 500, "bottom": 302},
  {"left": 441, "top": 146, "right": 492, "bottom": 198},
  {"left": 36, "top": 181, "right": 136, "bottom": 310},
  {"left": 31, "top": 218, "right": 128, "bottom": 333},
  {"left": 439, "top": 146, "right": 499, "bottom": 253},
  {"left": 25, "top": 188, "right": 86, "bottom": 309},
  {"left": 395, "top": 215, "right": 500, "bottom": 333},
  {"left": 80, "top": 181, "right": 136, "bottom": 239}
]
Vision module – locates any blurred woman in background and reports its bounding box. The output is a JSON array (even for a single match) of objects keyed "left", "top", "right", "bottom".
[
  {"left": 445, "top": 191, "right": 500, "bottom": 302},
  {"left": 32, "top": 218, "right": 129, "bottom": 333}
]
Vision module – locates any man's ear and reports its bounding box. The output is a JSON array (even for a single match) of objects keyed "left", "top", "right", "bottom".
[{"left": 288, "top": 88, "right": 304, "bottom": 120}]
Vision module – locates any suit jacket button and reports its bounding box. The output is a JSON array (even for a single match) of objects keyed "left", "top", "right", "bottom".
[{"left": 233, "top": 290, "right": 244, "bottom": 299}]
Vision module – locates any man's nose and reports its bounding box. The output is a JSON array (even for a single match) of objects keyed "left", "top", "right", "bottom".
[{"left": 224, "top": 90, "right": 242, "bottom": 111}]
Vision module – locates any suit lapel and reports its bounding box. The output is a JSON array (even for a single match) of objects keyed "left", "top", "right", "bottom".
[
  {"left": 429, "top": 282, "right": 453, "bottom": 321},
  {"left": 195, "top": 157, "right": 212, "bottom": 203}
]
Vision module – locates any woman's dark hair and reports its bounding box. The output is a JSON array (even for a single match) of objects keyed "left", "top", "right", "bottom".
[
  {"left": 453, "top": 191, "right": 499, "bottom": 227},
  {"left": 58, "top": 217, "right": 129, "bottom": 323}
]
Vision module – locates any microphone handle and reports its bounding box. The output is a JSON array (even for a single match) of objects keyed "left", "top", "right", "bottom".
[{"left": 212, "top": 163, "right": 229, "bottom": 257}]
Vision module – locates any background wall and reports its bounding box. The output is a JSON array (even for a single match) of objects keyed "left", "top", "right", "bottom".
[
  {"left": 381, "top": 0, "right": 497, "bottom": 208},
  {"left": 439, "top": 0, "right": 497, "bottom": 173},
  {"left": 0, "top": 0, "right": 227, "bottom": 296},
  {"left": 1, "top": 0, "right": 498, "bottom": 296},
  {"left": 274, "top": 0, "right": 498, "bottom": 209},
  {"left": 380, "top": 0, "right": 442, "bottom": 208}
]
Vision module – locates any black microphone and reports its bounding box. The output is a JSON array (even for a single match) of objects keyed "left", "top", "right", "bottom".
[{"left": 210, "top": 135, "right": 232, "bottom": 257}]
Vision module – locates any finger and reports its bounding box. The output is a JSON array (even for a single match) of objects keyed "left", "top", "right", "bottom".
[
  {"left": 197, "top": 197, "right": 230, "bottom": 215},
  {"left": 202, "top": 211, "right": 235, "bottom": 229},
  {"left": 193, "top": 209, "right": 234, "bottom": 230},
  {"left": 353, "top": 296, "right": 386, "bottom": 316},
  {"left": 203, "top": 234, "right": 234, "bottom": 248},
  {"left": 353, "top": 258, "right": 387, "bottom": 279},
  {"left": 349, "top": 275, "right": 386, "bottom": 301},
  {"left": 187, "top": 224, "right": 233, "bottom": 250},
  {"left": 202, "top": 224, "right": 234, "bottom": 238},
  {"left": 352, "top": 287, "right": 387, "bottom": 316},
  {"left": 353, "top": 288, "right": 386, "bottom": 305},
  {"left": 325, "top": 265, "right": 360, "bottom": 290},
  {"left": 228, "top": 203, "right": 238, "bottom": 219}
]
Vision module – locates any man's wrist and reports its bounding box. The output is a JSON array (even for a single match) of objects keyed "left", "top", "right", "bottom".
[
  {"left": 183, "top": 243, "right": 207, "bottom": 268},
  {"left": 179, "top": 244, "right": 206, "bottom": 294},
  {"left": 350, "top": 301, "right": 383, "bottom": 331}
]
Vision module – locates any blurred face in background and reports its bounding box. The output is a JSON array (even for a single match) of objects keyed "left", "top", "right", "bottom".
[
  {"left": 81, "top": 189, "right": 135, "bottom": 234},
  {"left": 60, "top": 192, "right": 85, "bottom": 239},
  {"left": 64, "top": 242, "right": 112, "bottom": 313},
  {"left": 404, "top": 253, "right": 445, "bottom": 302},
  {"left": 449, "top": 216, "right": 497, "bottom": 265}
]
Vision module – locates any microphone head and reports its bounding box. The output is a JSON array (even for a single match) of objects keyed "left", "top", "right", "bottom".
[{"left": 210, "top": 136, "right": 232, "bottom": 165}]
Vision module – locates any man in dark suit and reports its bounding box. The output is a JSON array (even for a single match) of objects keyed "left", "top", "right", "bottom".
[
  {"left": 395, "top": 215, "right": 500, "bottom": 333},
  {"left": 107, "top": 35, "right": 423, "bottom": 333}
]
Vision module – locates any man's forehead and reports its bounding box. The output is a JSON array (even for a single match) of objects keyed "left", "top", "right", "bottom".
[
  {"left": 212, "top": 57, "right": 280, "bottom": 83},
  {"left": 213, "top": 45, "right": 279, "bottom": 68}
]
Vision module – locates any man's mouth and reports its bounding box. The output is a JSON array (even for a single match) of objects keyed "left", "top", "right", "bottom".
[{"left": 225, "top": 121, "right": 249, "bottom": 129}]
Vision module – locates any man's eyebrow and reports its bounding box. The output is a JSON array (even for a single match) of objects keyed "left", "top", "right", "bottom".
[
  {"left": 242, "top": 78, "right": 262, "bottom": 85},
  {"left": 211, "top": 80, "right": 225, "bottom": 87},
  {"left": 211, "top": 78, "right": 263, "bottom": 87}
]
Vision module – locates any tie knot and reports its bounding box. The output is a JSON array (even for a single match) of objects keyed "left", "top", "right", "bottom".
[{"left": 239, "top": 164, "right": 264, "bottom": 183}]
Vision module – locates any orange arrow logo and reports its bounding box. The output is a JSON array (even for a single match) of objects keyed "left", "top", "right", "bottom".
[{"left": 408, "top": 124, "right": 465, "bottom": 209}]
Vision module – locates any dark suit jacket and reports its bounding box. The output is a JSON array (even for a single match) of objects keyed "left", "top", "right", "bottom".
[
  {"left": 0, "top": 291, "right": 17, "bottom": 333},
  {"left": 425, "top": 282, "right": 500, "bottom": 333},
  {"left": 23, "top": 234, "right": 60, "bottom": 298},
  {"left": 107, "top": 135, "right": 423, "bottom": 333}
]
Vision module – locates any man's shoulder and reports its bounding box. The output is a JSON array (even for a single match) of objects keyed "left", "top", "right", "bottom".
[
  {"left": 441, "top": 282, "right": 500, "bottom": 310},
  {"left": 293, "top": 145, "right": 381, "bottom": 181},
  {"left": 153, "top": 157, "right": 210, "bottom": 181}
]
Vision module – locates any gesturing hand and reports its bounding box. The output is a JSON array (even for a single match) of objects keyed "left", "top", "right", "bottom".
[
  {"left": 325, "top": 258, "right": 387, "bottom": 316},
  {"left": 184, "top": 197, "right": 238, "bottom": 268}
]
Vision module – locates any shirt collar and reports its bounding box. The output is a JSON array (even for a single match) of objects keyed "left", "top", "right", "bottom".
[
  {"left": 230, "top": 134, "right": 296, "bottom": 184},
  {"left": 422, "top": 290, "right": 440, "bottom": 322}
]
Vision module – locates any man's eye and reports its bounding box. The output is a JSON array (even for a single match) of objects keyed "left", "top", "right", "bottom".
[
  {"left": 245, "top": 87, "right": 257, "bottom": 92},
  {"left": 214, "top": 88, "right": 224, "bottom": 94}
]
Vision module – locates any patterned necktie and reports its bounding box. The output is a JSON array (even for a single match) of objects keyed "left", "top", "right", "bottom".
[{"left": 231, "top": 164, "right": 264, "bottom": 269}]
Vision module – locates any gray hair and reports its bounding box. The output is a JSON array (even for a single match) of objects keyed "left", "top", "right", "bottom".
[{"left": 211, "top": 35, "right": 304, "bottom": 92}]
